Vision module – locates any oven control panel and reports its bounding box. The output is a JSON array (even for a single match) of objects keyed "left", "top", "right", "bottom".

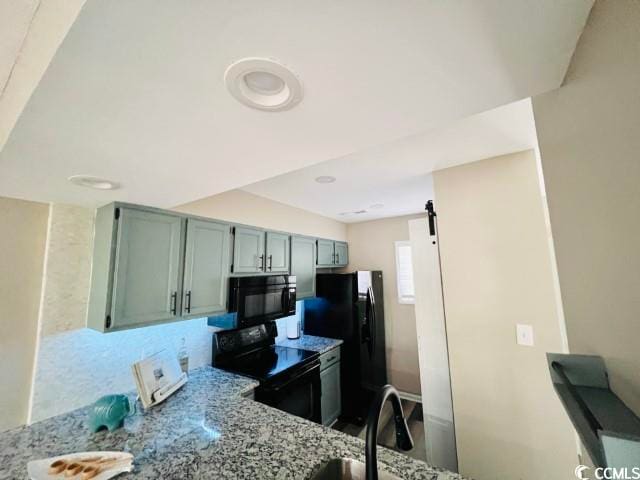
[{"left": 214, "top": 322, "right": 277, "bottom": 356}]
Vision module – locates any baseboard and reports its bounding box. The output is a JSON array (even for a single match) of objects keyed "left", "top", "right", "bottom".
[{"left": 398, "top": 390, "right": 422, "bottom": 403}]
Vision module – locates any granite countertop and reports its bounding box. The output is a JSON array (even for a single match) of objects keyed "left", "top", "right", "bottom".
[
  {"left": 277, "top": 334, "right": 343, "bottom": 354},
  {"left": 0, "top": 366, "right": 463, "bottom": 480}
]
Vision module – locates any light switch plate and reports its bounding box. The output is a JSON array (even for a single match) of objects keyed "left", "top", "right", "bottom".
[{"left": 516, "top": 324, "right": 534, "bottom": 346}]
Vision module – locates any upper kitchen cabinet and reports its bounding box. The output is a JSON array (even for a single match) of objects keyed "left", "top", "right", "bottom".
[
  {"left": 232, "top": 226, "right": 266, "bottom": 273},
  {"left": 231, "top": 227, "right": 290, "bottom": 274},
  {"left": 265, "top": 231, "right": 290, "bottom": 273},
  {"left": 334, "top": 241, "right": 348, "bottom": 267},
  {"left": 88, "top": 205, "right": 184, "bottom": 332},
  {"left": 317, "top": 239, "right": 336, "bottom": 267},
  {"left": 316, "top": 239, "right": 349, "bottom": 268},
  {"left": 291, "top": 236, "right": 316, "bottom": 299},
  {"left": 182, "top": 219, "right": 231, "bottom": 317}
]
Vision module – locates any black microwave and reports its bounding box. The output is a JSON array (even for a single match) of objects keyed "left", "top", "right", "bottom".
[{"left": 219, "top": 275, "right": 296, "bottom": 329}]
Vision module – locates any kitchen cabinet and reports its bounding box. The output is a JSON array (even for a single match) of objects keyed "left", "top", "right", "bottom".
[
  {"left": 87, "top": 201, "right": 347, "bottom": 333},
  {"left": 291, "top": 236, "right": 316, "bottom": 299},
  {"left": 232, "top": 228, "right": 290, "bottom": 275},
  {"left": 232, "top": 226, "right": 266, "bottom": 273},
  {"left": 265, "top": 231, "right": 290, "bottom": 273},
  {"left": 182, "top": 219, "right": 230, "bottom": 317},
  {"left": 317, "top": 239, "right": 336, "bottom": 267},
  {"left": 88, "top": 206, "right": 184, "bottom": 332},
  {"left": 317, "top": 239, "right": 349, "bottom": 267},
  {"left": 334, "top": 241, "right": 348, "bottom": 267},
  {"left": 320, "top": 346, "right": 342, "bottom": 426},
  {"left": 88, "top": 204, "right": 232, "bottom": 332}
]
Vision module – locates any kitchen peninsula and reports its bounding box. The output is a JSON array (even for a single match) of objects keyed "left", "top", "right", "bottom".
[{"left": 0, "top": 367, "right": 463, "bottom": 479}]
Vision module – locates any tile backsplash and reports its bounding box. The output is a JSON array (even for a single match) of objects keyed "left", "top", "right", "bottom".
[
  {"left": 29, "top": 318, "right": 213, "bottom": 423},
  {"left": 29, "top": 302, "right": 305, "bottom": 423}
]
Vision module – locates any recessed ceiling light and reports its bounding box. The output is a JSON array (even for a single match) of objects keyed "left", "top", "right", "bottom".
[
  {"left": 315, "top": 176, "right": 336, "bottom": 184},
  {"left": 224, "top": 57, "right": 303, "bottom": 112},
  {"left": 68, "top": 175, "right": 120, "bottom": 190},
  {"left": 244, "top": 71, "right": 285, "bottom": 95},
  {"left": 369, "top": 203, "right": 384, "bottom": 209}
]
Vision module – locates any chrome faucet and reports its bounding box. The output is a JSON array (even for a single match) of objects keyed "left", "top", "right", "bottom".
[{"left": 365, "top": 385, "right": 414, "bottom": 480}]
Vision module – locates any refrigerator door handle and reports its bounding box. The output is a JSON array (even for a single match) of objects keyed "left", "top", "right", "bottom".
[
  {"left": 363, "top": 288, "right": 372, "bottom": 347},
  {"left": 368, "top": 286, "right": 376, "bottom": 358}
]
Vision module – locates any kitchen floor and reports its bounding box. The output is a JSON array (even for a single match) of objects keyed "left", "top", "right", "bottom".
[{"left": 332, "top": 400, "right": 427, "bottom": 463}]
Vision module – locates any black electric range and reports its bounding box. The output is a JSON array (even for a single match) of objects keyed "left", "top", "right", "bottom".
[{"left": 212, "top": 322, "right": 322, "bottom": 423}]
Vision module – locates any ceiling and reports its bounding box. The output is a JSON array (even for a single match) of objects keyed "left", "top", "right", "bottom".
[
  {"left": 243, "top": 98, "right": 538, "bottom": 223},
  {"left": 0, "top": 1, "right": 39, "bottom": 95},
  {"left": 0, "top": 0, "right": 592, "bottom": 208}
]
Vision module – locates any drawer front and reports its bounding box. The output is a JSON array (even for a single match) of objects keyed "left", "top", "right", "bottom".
[{"left": 320, "top": 346, "right": 341, "bottom": 371}]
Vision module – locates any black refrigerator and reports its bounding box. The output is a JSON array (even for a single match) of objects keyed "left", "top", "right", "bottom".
[{"left": 303, "top": 271, "right": 387, "bottom": 424}]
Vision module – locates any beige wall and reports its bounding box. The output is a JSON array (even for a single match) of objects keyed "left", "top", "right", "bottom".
[
  {"left": 433, "top": 150, "right": 576, "bottom": 480},
  {"left": 0, "top": 196, "right": 48, "bottom": 431},
  {"left": 532, "top": 0, "right": 640, "bottom": 415},
  {"left": 175, "top": 189, "right": 347, "bottom": 241},
  {"left": 346, "top": 214, "right": 423, "bottom": 395}
]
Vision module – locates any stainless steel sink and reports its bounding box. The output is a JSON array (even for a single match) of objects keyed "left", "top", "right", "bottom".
[{"left": 308, "top": 458, "right": 402, "bottom": 480}]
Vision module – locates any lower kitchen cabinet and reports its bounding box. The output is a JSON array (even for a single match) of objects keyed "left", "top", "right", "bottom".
[{"left": 320, "top": 347, "right": 342, "bottom": 426}]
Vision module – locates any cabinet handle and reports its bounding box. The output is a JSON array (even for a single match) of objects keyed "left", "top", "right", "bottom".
[
  {"left": 268, "top": 255, "right": 273, "bottom": 271},
  {"left": 257, "top": 254, "right": 264, "bottom": 270},
  {"left": 170, "top": 292, "right": 177, "bottom": 315},
  {"left": 185, "top": 291, "right": 192, "bottom": 314},
  {"left": 336, "top": 253, "right": 339, "bottom": 264}
]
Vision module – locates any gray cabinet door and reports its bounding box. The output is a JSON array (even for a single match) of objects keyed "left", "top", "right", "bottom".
[
  {"left": 111, "top": 208, "right": 183, "bottom": 330},
  {"left": 334, "top": 242, "right": 348, "bottom": 267},
  {"left": 233, "top": 227, "right": 266, "bottom": 273},
  {"left": 266, "top": 231, "right": 290, "bottom": 273},
  {"left": 317, "top": 239, "right": 335, "bottom": 267},
  {"left": 291, "top": 236, "right": 316, "bottom": 299},
  {"left": 321, "top": 361, "right": 342, "bottom": 426},
  {"left": 183, "top": 219, "right": 230, "bottom": 317}
]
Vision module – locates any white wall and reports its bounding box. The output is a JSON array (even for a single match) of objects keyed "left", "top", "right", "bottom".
[
  {"left": 345, "top": 214, "right": 423, "bottom": 395},
  {"left": 0, "top": 196, "right": 48, "bottom": 432},
  {"left": 433, "top": 150, "right": 577, "bottom": 480},
  {"left": 532, "top": 0, "right": 640, "bottom": 415}
]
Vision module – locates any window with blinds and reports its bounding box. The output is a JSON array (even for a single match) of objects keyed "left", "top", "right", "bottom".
[{"left": 395, "top": 241, "right": 415, "bottom": 304}]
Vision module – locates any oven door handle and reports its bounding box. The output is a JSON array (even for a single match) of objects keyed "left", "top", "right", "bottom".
[{"left": 261, "top": 361, "right": 320, "bottom": 393}]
